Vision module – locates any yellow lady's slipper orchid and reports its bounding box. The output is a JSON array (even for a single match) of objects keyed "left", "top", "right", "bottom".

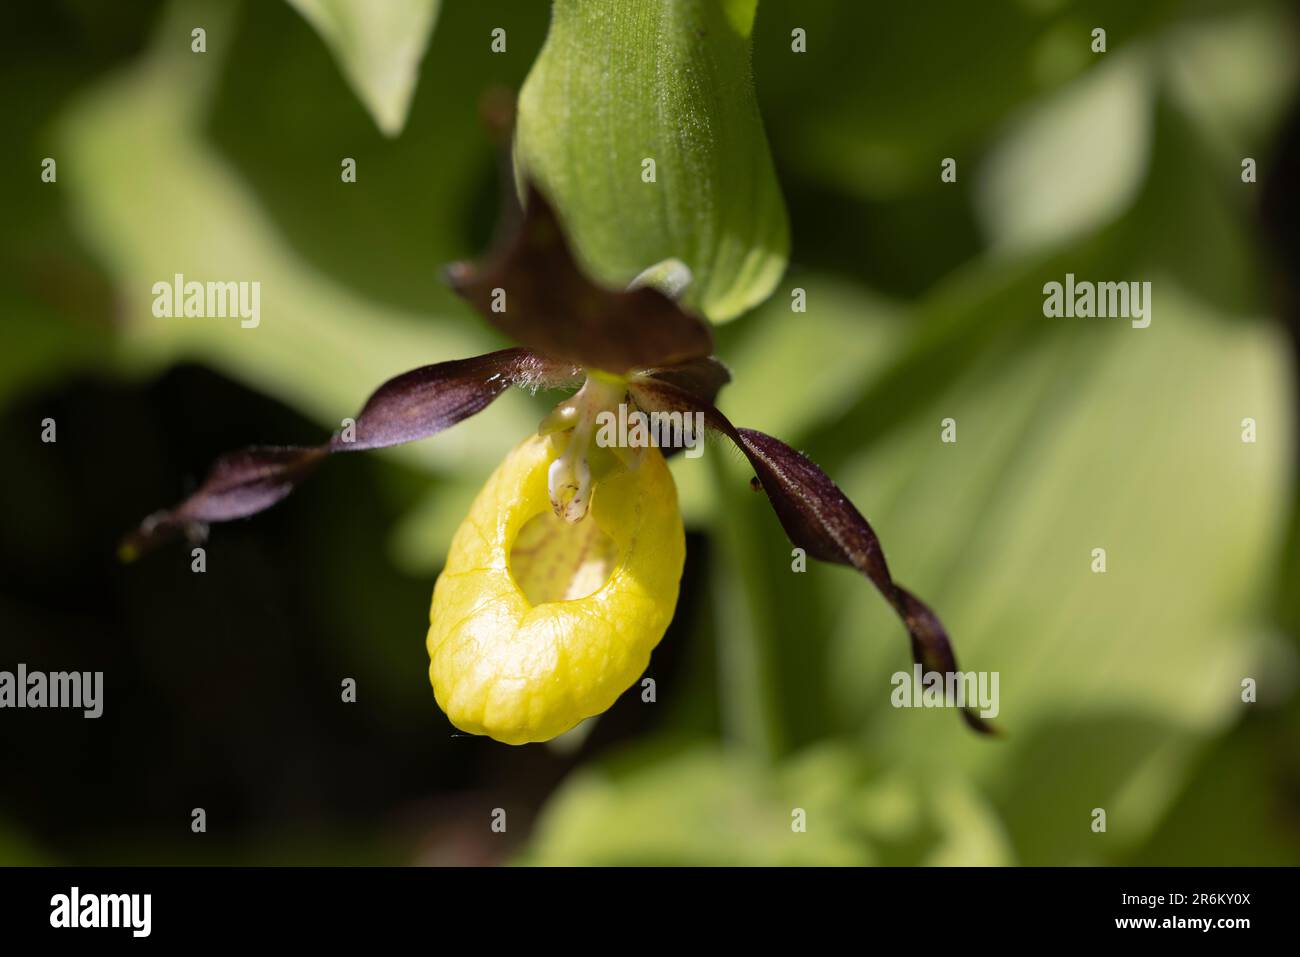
[
  {"left": 122, "top": 185, "right": 990, "bottom": 738},
  {"left": 427, "top": 433, "right": 684, "bottom": 744}
]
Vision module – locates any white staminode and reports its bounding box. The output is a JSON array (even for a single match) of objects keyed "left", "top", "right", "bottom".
[
  {"left": 544, "top": 374, "right": 628, "bottom": 525},
  {"left": 542, "top": 259, "right": 692, "bottom": 525},
  {"left": 628, "top": 258, "right": 693, "bottom": 300}
]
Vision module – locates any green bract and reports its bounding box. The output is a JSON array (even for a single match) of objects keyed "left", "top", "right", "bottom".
[{"left": 515, "top": 0, "right": 789, "bottom": 322}]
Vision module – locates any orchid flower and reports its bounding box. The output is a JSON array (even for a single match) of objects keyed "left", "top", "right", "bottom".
[{"left": 121, "top": 185, "right": 994, "bottom": 743}]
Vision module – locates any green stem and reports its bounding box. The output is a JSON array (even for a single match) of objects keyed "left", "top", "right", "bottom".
[{"left": 708, "top": 454, "right": 786, "bottom": 764}]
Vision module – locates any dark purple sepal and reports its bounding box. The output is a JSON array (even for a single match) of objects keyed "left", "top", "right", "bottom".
[
  {"left": 120, "top": 348, "right": 578, "bottom": 560},
  {"left": 445, "top": 184, "right": 715, "bottom": 375},
  {"left": 630, "top": 378, "right": 996, "bottom": 735}
]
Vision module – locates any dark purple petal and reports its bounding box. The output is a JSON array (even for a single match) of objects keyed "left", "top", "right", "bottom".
[
  {"left": 120, "top": 348, "right": 578, "bottom": 560},
  {"left": 633, "top": 356, "right": 732, "bottom": 406},
  {"left": 176, "top": 446, "right": 329, "bottom": 522},
  {"left": 445, "top": 184, "right": 714, "bottom": 375},
  {"left": 630, "top": 379, "right": 996, "bottom": 735},
  {"left": 331, "top": 348, "right": 581, "bottom": 451}
]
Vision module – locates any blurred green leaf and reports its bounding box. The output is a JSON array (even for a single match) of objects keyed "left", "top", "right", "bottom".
[
  {"left": 514, "top": 0, "right": 789, "bottom": 322},
  {"left": 1129, "top": 100, "right": 1270, "bottom": 320},
  {"left": 386, "top": 475, "right": 482, "bottom": 573},
  {"left": 0, "top": 6, "right": 149, "bottom": 411},
  {"left": 975, "top": 52, "right": 1154, "bottom": 254},
  {"left": 822, "top": 277, "right": 1290, "bottom": 862},
  {"left": 55, "top": 0, "right": 534, "bottom": 474},
  {"left": 716, "top": 274, "right": 903, "bottom": 439},
  {"left": 285, "top": 0, "right": 441, "bottom": 137},
  {"left": 523, "top": 740, "right": 1015, "bottom": 865},
  {"left": 753, "top": 0, "right": 1197, "bottom": 203},
  {"left": 1132, "top": 698, "right": 1300, "bottom": 865},
  {"left": 666, "top": 275, "right": 901, "bottom": 530},
  {"left": 1162, "top": 4, "right": 1298, "bottom": 159},
  {"left": 523, "top": 743, "right": 874, "bottom": 865},
  {"left": 208, "top": 0, "right": 549, "bottom": 317}
]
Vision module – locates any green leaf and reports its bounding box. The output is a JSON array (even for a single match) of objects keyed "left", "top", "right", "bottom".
[
  {"left": 825, "top": 278, "right": 1290, "bottom": 861},
  {"left": 751, "top": 0, "right": 1216, "bottom": 202},
  {"left": 522, "top": 743, "right": 875, "bottom": 865},
  {"left": 521, "top": 741, "right": 1014, "bottom": 865},
  {"left": 210, "top": 0, "right": 551, "bottom": 318},
  {"left": 285, "top": 0, "right": 441, "bottom": 137},
  {"left": 514, "top": 0, "right": 789, "bottom": 322},
  {"left": 1162, "top": 3, "right": 1299, "bottom": 159},
  {"left": 665, "top": 275, "right": 900, "bottom": 547},
  {"left": 975, "top": 52, "right": 1154, "bottom": 254},
  {"left": 55, "top": 0, "right": 532, "bottom": 474},
  {"left": 1132, "top": 698, "right": 1300, "bottom": 865},
  {"left": 715, "top": 274, "right": 902, "bottom": 439}
]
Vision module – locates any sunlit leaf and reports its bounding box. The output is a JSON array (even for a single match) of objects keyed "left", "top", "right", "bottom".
[
  {"left": 55, "top": 2, "right": 532, "bottom": 473},
  {"left": 826, "top": 278, "right": 1290, "bottom": 861},
  {"left": 514, "top": 0, "right": 789, "bottom": 322},
  {"left": 715, "top": 274, "right": 902, "bottom": 439},
  {"left": 975, "top": 53, "right": 1154, "bottom": 254},
  {"left": 286, "top": 0, "right": 441, "bottom": 137},
  {"left": 1162, "top": 4, "right": 1298, "bottom": 158},
  {"left": 522, "top": 744, "right": 875, "bottom": 866}
]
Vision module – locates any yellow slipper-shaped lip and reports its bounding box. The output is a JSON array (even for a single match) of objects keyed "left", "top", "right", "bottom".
[{"left": 427, "top": 433, "right": 684, "bottom": 744}]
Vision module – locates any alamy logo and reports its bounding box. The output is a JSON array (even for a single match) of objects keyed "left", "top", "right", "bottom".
[
  {"left": 890, "top": 664, "right": 999, "bottom": 719},
  {"left": 152, "top": 273, "right": 261, "bottom": 328},
  {"left": 0, "top": 664, "right": 102, "bottom": 718},
  {"left": 595, "top": 403, "right": 705, "bottom": 458},
  {"left": 1042, "top": 273, "right": 1151, "bottom": 328},
  {"left": 50, "top": 887, "right": 151, "bottom": 937}
]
